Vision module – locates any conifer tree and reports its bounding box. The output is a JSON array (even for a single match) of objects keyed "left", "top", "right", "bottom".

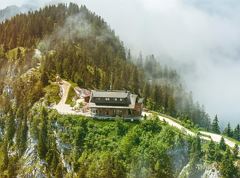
[
  {"left": 206, "top": 140, "right": 216, "bottom": 162},
  {"left": 220, "top": 148, "right": 237, "bottom": 178},
  {"left": 190, "top": 136, "right": 202, "bottom": 159},
  {"left": 6, "top": 109, "right": 15, "bottom": 143},
  {"left": 219, "top": 137, "right": 226, "bottom": 151},
  {"left": 1, "top": 141, "right": 9, "bottom": 171},
  {"left": 211, "top": 115, "right": 221, "bottom": 134},
  {"left": 223, "top": 123, "right": 233, "bottom": 137},
  {"left": 137, "top": 52, "right": 143, "bottom": 68},
  {"left": 233, "top": 144, "right": 239, "bottom": 159},
  {"left": 143, "top": 82, "right": 150, "bottom": 98},
  {"left": 55, "top": 163, "right": 63, "bottom": 178},
  {"left": 233, "top": 124, "right": 240, "bottom": 141},
  {"left": 38, "top": 107, "right": 48, "bottom": 159},
  {"left": 214, "top": 146, "right": 222, "bottom": 162}
]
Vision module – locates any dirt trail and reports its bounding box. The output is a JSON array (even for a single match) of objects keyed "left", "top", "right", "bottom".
[
  {"left": 142, "top": 112, "right": 239, "bottom": 152},
  {"left": 58, "top": 80, "right": 71, "bottom": 105},
  {"left": 53, "top": 80, "right": 90, "bottom": 116}
]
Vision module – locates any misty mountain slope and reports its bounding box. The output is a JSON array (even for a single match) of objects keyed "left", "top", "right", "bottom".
[
  {"left": 0, "top": 4, "right": 37, "bottom": 23},
  {"left": 0, "top": 2, "right": 240, "bottom": 178},
  {"left": 0, "top": 5, "right": 20, "bottom": 22}
]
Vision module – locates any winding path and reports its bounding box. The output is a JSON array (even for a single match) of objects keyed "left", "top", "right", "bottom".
[
  {"left": 53, "top": 80, "right": 90, "bottom": 116},
  {"left": 142, "top": 112, "right": 239, "bottom": 151}
]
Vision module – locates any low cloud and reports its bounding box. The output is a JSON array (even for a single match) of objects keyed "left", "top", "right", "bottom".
[{"left": 79, "top": 0, "right": 240, "bottom": 125}]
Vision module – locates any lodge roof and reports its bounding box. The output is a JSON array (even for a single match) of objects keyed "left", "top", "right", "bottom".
[
  {"left": 89, "top": 90, "right": 139, "bottom": 108},
  {"left": 92, "top": 90, "right": 129, "bottom": 98}
]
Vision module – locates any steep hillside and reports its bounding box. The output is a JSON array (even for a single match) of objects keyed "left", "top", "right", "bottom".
[{"left": 0, "top": 3, "right": 239, "bottom": 178}]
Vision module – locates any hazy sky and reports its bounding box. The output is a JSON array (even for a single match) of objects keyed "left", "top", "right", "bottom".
[{"left": 1, "top": 0, "right": 240, "bottom": 125}]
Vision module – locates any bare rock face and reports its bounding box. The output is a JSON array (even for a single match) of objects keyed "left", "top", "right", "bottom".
[
  {"left": 178, "top": 162, "right": 221, "bottom": 178},
  {"left": 201, "top": 163, "right": 221, "bottom": 178}
]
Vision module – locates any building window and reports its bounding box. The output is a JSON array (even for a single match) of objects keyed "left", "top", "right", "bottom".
[{"left": 105, "top": 98, "right": 110, "bottom": 101}]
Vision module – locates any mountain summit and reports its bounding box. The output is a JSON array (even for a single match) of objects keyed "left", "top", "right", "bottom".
[{"left": 0, "top": 4, "right": 37, "bottom": 22}]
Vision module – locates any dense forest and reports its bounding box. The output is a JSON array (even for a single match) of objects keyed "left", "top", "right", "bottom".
[{"left": 0, "top": 3, "right": 239, "bottom": 177}]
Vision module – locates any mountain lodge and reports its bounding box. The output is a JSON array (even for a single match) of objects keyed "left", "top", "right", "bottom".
[{"left": 88, "top": 90, "right": 144, "bottom": 118}]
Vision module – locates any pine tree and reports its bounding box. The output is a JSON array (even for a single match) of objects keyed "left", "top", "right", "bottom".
[
  {"left": 17, "top": 47, "right": 22, "bottom": 59},
  {"left": 211, "top": 115, "right": 220, "bottom": 134},
  {"left": 214, "top": 146, "right": 222, "bottom": 162},
  {"left": 189, "top": 136, "right": 202, "bottom": 177},
  {"left": 223, "top": 123, "right": 233, "bottom": 137},
  {"left": 127, "top": 49, "right": 131, "bottom": 61},
  {"left": 233, "top": 124, "right": 240, "bottom": 141},
  {"left": 190, "top": 136, "right": 202, "bottom": 159},
  {"left": 233, "top": 144, "right": 239, "bottom": 159},
  {"left": 167, "top": 95, "right": 176, "bottom": 116},
  {"left": 219, "top": 137, "right": 226, "bottom": 151},
  {"left": 206, "top": 140, "right": 216, "bottom": 162},
  {"left": 1, "top": 141, "right": 9, "bottom": 171},
  {"left": 38, "top": 107, "right": 48, "bottom": 159},
  {"left": 137, "top": 52, "right": 143, "bottom": 68},
  {"left": 129, "top": 67, "right": 139, "bottom": 94},
  {"left": 19, "top": 118, "right": 28, "bottom": 156},
  {"left": 220, "top": 148, "right": 237, "bottom": 178},
  {"left": 55, "top": 163, "right": 63, "bottom": 178},
  {"left": 143, "top": 82, "right": 150, "bottom": 98},
  {"left": 40, "top": 72, "right": 49, "bottom": 86},
  {"left": 6, "top": 109, "right": 16, "bottom": 143}
]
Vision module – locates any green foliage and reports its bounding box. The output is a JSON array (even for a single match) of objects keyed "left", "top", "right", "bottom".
[
  {"left": 206, "top": 140, "right": 216, "bottom": 162},
  {"left": 55, "top": 163, "right": 64, "bottom": 178},
  {"left": 233, "top": 124, "right": 240, "bottom": 141},
  {"left": 16, "top": 117, "right": 28, "bottom": 156},
  {"left": 44, "top": 83, "right": 61, "bottom": 105},
  {"left": 115, "top": 118, "right": 129, "bottom": 136},
  {"left": 190, "top": 136, "right": 202, "bottom": 159},
  {"left": 219, "top": 137, "right": 227, "bottom": 151},
  {"left": 54, "top": 115, "right": 187, "bottom": 177},
  {"left": 37, "top": 107, "right": 49, "bottom": 159},
  {"left": 220, "top": 148, "right": 238, "bottom": 178},
  {"left": 223, "top": 123, "right": 240, "bottom": 143},
  {"left": 188, "top": 136, "right": 203, "bottom": 177},
  {"left": 223, "top": 123, "right": 233, "bottom": 138},
  {"left": 211, "top": 115, "right": 221, "bottom": 134},
  {"left": 233, "top": 144, "right": 239, "bottom": 159},
  {"left": 6, "top": 47, "right": 25, "bottom": 60},
  {"left": 66, "top": 86, "right": 76, "bottom": 105},
  {"left": 5, "top": 110, "right": 15, "bottom": 144},
  {"left": 0, "top": 141, "right": 9, "bottom": 171}
]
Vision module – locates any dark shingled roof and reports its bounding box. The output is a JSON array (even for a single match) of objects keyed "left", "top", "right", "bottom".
[{"left": 92, "top": 90, "right": 129, "bottom": 98}]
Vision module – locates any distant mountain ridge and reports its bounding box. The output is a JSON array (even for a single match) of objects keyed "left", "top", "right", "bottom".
[{"left": 0, "top": 4, "right": 37, "bottom": 22}]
